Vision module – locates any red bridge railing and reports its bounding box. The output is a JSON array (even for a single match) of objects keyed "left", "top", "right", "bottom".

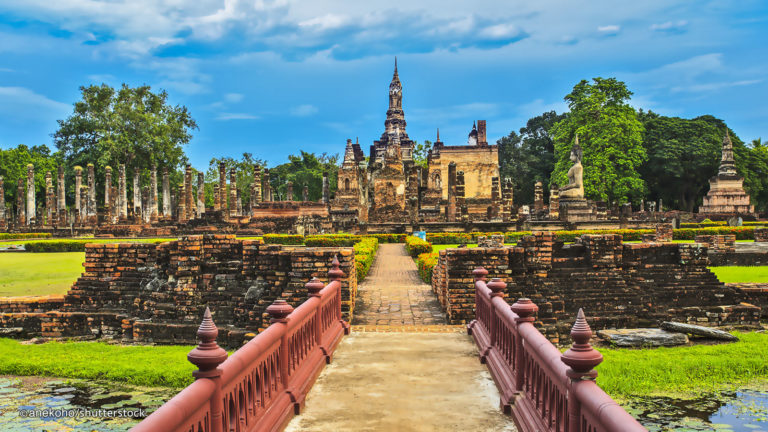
[
  {"left": 467, "top": 267, "right": 646, "bottom": 432},
  {"left": 132, "top": 257, "right": 349, "bottom": 432}
]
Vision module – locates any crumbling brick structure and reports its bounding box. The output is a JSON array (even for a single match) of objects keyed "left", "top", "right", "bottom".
[
  {"left": 432, "top": 232, "right": 758, "bottom": 343},
  {"left": 0, "top": 235, "right": 357, "bottom": 347}
]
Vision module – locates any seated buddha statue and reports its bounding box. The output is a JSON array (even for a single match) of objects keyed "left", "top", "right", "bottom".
[{"left": 559, "top": 137, "right": 584, "bottom": 200}]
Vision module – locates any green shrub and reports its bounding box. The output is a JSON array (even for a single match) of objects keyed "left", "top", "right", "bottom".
[
  {"left": 366, "top": 233, "right": 407, "bottom": 243},
  {"left": 426, "top": 233, "right": 473, "bottom": 244},
  {"left": 405, "top": 236, "right": 432, "bottom": 257},
  {"left": 416, "top": 252, "right": 439, "bottom": 284},
  {"left": 353, "top": 237, "right": 379, "bottom": 282},
  {"left": 0, "top": 233, "right": 52, "bottom": 241},
  {"left": 23, "top": 238, "right": 170, "bottom": 252},
  {"left": 305, "top": 234, "right": 362, "bottom": 247},
  {"left": 673, "top": 226, "right": 755, "bottom": 240},
  {"left": 262, "top": 234, "right": 304, "bottom": 245}
]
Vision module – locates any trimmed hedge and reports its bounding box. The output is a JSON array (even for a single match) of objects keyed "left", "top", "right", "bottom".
[
  {"left": 366, "top": 233, "right": 407, "bottom": 243},
  {"left": 305, "top": 234, "right": 362, "bottom": 247},
  {"left": 0, "top": 233, "right": 52, "bottom": 241},
  {"left": 673, "top": 226, "right": 755, "bottom": 240},
  {"left": 262, "top": 234, "right": 304, "bottom": 245},
  {"left": 23, "top": 238, "right": 171, "bottom": 252},
  {"left": 353, "top": 237, "right": 379, "bottom": 282},
  {"left": 416, "top": 252, "right": 438, "bottom": 284},
  {"left": 405, "top": 236, "right": 432, "bottom": 257}
]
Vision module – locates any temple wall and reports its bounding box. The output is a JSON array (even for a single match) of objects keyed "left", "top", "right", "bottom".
[{"left": 434, "top": 146, "right": 498, "bottom": 200}]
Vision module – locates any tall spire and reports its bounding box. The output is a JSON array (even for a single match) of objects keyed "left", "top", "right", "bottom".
[
  {"left": 718, "top": 130, "right": 737, "bottom": 177},
  {"left": 436, "top": 128, "right": 440, "bottom": 142},
  {"left": 394, "top": 56, "right": 398, "bottom": 77}
]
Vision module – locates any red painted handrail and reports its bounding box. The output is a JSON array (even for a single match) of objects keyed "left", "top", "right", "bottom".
[
  {"left": 132, "top": 256, "right": 349, "bottom": 432},
  {"left": 467, "top": 268, "right": 646, "bottom": 432}
]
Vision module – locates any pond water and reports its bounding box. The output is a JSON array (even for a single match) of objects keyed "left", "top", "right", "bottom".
[
  {"left": 0, "top": 376, "right": 176, "bottom": 431},
  {"left": 626, "top": 390, "right": 768, "bottom": 431}
]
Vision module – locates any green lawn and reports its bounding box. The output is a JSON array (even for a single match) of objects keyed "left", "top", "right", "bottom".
[
  {"left": 0, "top": 338, "right": 198, "bottom": 388},
  {"left": 709, "top": 266, "right": 768, "bottom": 283},
  {"left": 0, "top": 252, "right": 85, "bottom": 296},
  {"left": 597, "top": 331, "right": 768, "bottom": 398}
]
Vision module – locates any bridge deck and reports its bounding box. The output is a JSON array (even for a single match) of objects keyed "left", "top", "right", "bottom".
[{"left": 285, "top": 244, "right": 516, "bottom": 431}]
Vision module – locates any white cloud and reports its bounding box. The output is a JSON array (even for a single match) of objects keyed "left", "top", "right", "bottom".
[
  {"left": 650, "top": 20, "right": 688, "bottom": 32},
  {"left": 597, "top": 25, "right": 620, "bottom": 34},
  {"left": 216, "top": 112, "right": 260, "bottom": 120},
  {"left": 0, "top": 86, "right": 70, "bottom": 120},
  {"left": 291, "top": 104, "right": 318, "bottom": 116},
  {"left": 225, "top": 93, "right": 244, "bottom": 103}
]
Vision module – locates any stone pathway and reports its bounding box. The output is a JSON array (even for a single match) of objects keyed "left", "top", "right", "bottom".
[
  {"left": 285, "top": 244, "right": 516, "bottom": 431},
  {"left": 352, "top": 243, "right": 447, "bottom": 326},
  {"left": 284, "top": 333, "right": 516, "bottom": 432}
]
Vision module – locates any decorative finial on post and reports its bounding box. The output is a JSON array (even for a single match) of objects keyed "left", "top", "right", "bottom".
[
  {"left": 511, "top": 298, "right": 538, "bottom": 324},
  {"left": 486, "top": 277, "right": 506, "bottom": 298},
  {"left": 306, "top": 277, "right": 324, "bottom": 298},
  {"left": 266, "top": 299, "right": 294, "bottom": 324},
  {"left": 328, "top": 255, "right": 345, "bottom": 281},
  {"left": 187, "top": 307, "right": 228, "bottom": 379},
  {"left": 473, "top": 267, "right": 488, "bottom": 282},
  {"left": 561, "top": 308, "right": 603, "bottom": 380}
]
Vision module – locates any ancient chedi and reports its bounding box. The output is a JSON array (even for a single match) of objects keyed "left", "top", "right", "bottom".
[
  {"left": 331, "top": 59, "right": 504, "bottom": 227},
  {"left": 699, "top": 131, "right": 754, "bottom": 215}
]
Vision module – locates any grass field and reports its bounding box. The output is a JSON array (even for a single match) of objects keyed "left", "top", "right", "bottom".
[
  {"left": 597, "top": 331, "right": 768, "bottom": 398},
  {"left": 0, "top": 338, "right": 198, "bottom": 388},
  {"left": 709, "top": 266, "right": 768, "bottom": 283},
  {"left": 0, "top": 252, "right": 84, "bottom": 296}
]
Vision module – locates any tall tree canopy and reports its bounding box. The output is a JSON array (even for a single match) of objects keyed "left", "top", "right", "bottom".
[
  {"left": 53, "top": 83, "right": 197, "bottom": 175},
  {"left": 0, "top": 144, "right": 61, "bottom": 209},
  {"left": 498, "top": 111, "right": 565, "bottom": 204},
  {"left": 269, "top": 151, "right": 339, "bottom": 202},
  {"left": 550, "top": 78, "right": 646, "bottom": 204}
]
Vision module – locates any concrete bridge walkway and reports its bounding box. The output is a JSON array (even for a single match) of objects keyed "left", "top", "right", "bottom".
[{"left": 285, "top": 244, "right": 516, "bottom": 431}]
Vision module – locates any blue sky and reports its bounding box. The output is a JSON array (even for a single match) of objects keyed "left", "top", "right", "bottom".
[{"left": 0, "top": 0, "right": 766, "bottom": 168}]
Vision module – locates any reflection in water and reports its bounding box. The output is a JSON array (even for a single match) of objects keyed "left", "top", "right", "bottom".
[
  {"left": 625, "top": 390, "right": 768, "bottom": 431},
  {"left": 0, "top": 377, "right": 175, "bottom": 431}
]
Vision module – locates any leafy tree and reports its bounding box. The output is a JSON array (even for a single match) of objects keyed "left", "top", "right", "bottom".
[
  {"left": 0, "top": 144, "right": 61, "bottom": 214},
  {"left": 742, "top": 137, "right": 768, "bottom": 212},
  {"left": 204, "top": 153, "right": 267, "bottom": 208},
  {"left": 412, "top": 141, "right": 431, "bottom": 169},
  {"left": 550, "top": 78, "right": 646, "bottom": 204},
  {"left": 268, "top": 152, "right": 339, "bottom": 202},
  {"left": 53, "top": 83, "right": 197, "bottom": 204},
  {"left": 498, "top": 111, "right": 565, "bottom": 204}
]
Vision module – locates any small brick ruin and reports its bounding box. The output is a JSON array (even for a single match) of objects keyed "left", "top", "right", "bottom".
[
  {"left": 432, "top": 232, "right": 760, "bottom": 343},
  {"left": 0, "top": 235, "right": 357, "bottom": 347}
]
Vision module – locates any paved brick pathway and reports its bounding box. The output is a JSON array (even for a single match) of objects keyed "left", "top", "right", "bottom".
[{"left": 352, "top": 243, "right": 447, "bottom": 326}]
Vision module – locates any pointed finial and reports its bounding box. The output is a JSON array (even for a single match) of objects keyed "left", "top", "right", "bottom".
[
  {"left": 473, "top": 120, "right": 477, "bottom": 129},
  {"left": 187, "top": 307, "right": 228, "bottom": 378},
  {"left": 436, "top": 128, "right": 440, "bottom": 142},
  {"left": 356, "top": 136, "right": 359, "bottom": 144},
  {"left": 561, "top": 308, "right": 603, "bottom": 380},
  {"left": 328, "top": 255, "right": 345, "bottom": 281},
  {"left": 306, "top": 277, "right": 325, "bottom": 297},
  {"left": 394, "top": 56, "right": 398, "bottom": 75}
]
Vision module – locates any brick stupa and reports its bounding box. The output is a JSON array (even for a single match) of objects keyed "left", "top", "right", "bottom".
[{"left": 699, "top": 131, "right": 754, "bottom": 215}]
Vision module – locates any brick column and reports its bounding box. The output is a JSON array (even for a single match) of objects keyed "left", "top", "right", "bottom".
[
  {"left": 185, "top": 164, "right": 194, "bottom": 220},
  {"left": 118, "top": 164, "right": 127, "bottom": 220},
  {"left": 219, "top": 162, "right": 227, "bottom": 213},
  {"left": 251, "top": 165, "right": 262, "bottom": 209},
  {"left": 457, "top": 170, "right": 467, "bottom": 222},
  {"left": 26, "top": 164, "right": 36, "bottom": 225},
  {"left": 80, "top": 185, "right": 88, "bottom": 222},
  {"left": 322, "top": 171, "right": 329, "bottom": 204},
  {"left": 133, "top": 167, "right": 142, "bottom": 221},
  {"left": 17, "top": 179, "right": 25, "bottom": 226},
  {"left": 502, "top": 177, "right": 514, "bottom": 221},
  {"left": 286, "top": 181, "right": 294, "bottom": 202},
  {"left": 213, "top": 184, "right": 220, "bottom": 211},
  {"left": 177, "top": 184, "right": 186, "bottom": 223},
  {"left": 104, "top": 166, "right": 113, "bottom": 223},
  {"left": 197, "top": 172, "right": 205, "bottom": 218},
  {"left": 263, "top": 168, "right": 271, "bottom": 202},
  {"left": 229, "top": 168, "right": 238, "bottom": 217},
  {"left": 57, "top": 165, "right": 66, "bottom": 225},
  {"left": 447, "top": 162, "right": 457, "bottom": 222},
  {"left": 549, "top": 183, "right": 559, "bottom": 219},
  {"left": 45, "top": 171, "right": 53, "bottom": 225},
  {"left": 87, "top": 164, "right": 96, "bottom": 222},
  {"left": 534, "top": 181, "right": 543, "bottom": 211},
  {"left": 150, "top": 165, "right": 158, "bottom": 221},
  {"left": 162, "top": 167, "right": 171, "bottom": 218},
  {"left": 74, "top": 166, "right": 83, "bottom": 222},
  {"left": 303, "top": 184, "right": 309, "bottom": 202}
]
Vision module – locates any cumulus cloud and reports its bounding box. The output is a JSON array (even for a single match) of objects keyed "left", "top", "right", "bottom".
[
  {"left": 650, "top": 20, "right": 688, "bottom": 33},
  {"left": 291, "top": 104, "right": 318, "bottom": 116},
  {"left": 597, "top": 25, "right": 620, "bottom": 35}
]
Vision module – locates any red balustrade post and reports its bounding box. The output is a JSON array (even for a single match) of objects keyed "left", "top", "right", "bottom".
[
  {"left": 468, "top": 267, "right": 488, "bottom": 336},
  {"left": 187, "top": 307, "right": 228, "bottom": 432},
  {"left": 267, "top": 299, "right": 294, "bottom": 398},
  {"left": 306, "top": 277, "right": 325, "bottom": 360},
  {"left": 510, "top": 298, "right": 538, "bottom": 392},
  {"left": 328, "top": 255, "right": 348, "bottom": 334},
  {"left": 561, "top": 308, "right": 603, "bottom": 432},
  {"left": 485, "top": 278, "right": 506, "bottom": 359}
]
